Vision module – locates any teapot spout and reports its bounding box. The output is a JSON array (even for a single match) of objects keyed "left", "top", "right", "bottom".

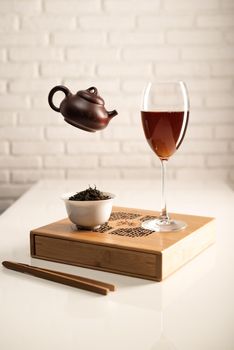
[{"left": 107, "top": 110, "right": 118, "bottom": 118}]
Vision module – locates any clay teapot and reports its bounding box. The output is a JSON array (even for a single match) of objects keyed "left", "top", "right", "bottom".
[{"left": 48, "top": 85, "right": 118, "bottom": 132}]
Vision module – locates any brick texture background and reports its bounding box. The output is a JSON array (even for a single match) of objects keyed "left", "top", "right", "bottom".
[{"left": 0, "top": 0, "right": 234, "bottom": 212}]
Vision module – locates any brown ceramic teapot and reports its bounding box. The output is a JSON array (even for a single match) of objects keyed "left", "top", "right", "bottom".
[{"left": 48, "top": 85, "right": 118, "bottom": 132}]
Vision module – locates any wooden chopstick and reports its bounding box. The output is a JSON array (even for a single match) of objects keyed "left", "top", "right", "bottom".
[
  {"left": 2, "top": 261, "right": 115, "bottom": 295},
  {"left": 20, "top": 263, "right": 116, "bottom": 291}
]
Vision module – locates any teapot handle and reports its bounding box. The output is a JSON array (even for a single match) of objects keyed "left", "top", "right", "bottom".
[{"left": 48, "top": 85, "right": 70, "bottom": 112}]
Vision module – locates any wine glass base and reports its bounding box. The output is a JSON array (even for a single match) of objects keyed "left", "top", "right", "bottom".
[{"left": 142, "top": 218, "right": 187, "bottom": 232}]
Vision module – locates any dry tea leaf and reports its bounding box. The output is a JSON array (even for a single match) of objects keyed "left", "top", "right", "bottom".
[{"left": 69, "top": 186, "right": 111, "bottom": 201}]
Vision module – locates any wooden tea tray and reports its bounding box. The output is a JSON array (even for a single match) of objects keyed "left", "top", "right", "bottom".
[{"left": 30, "top": 206, "right": 215, "bottom": 281}]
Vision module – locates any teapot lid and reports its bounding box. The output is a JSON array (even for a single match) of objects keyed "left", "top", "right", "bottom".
[{"left": 77, "top": 87, "right": 104, "bottom": 105}]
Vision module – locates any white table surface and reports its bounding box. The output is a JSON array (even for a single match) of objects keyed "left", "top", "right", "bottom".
[{"left": 0, "top": 179, "right": 233, "bottom": 350}]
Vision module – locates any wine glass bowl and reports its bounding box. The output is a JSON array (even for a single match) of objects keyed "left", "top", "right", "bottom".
[
  {"left": 141, "top": 110, "right": 188, "bottom": 160},
  {"left": 141, "top": 81, "right": 189, "bottom": 232}
]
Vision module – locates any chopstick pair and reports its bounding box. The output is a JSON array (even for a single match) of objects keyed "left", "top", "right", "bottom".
[{"left": 2, "top": 261, "right": 115, "bottom": 295}]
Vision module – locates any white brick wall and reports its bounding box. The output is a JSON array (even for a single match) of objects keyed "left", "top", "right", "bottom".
[{"left": 0, "top": 0, "right": 234, "bottom": 212}]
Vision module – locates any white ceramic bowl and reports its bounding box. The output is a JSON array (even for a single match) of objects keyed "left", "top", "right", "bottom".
[{"left": 61, "top": 191, "right": 115, "bottom": 230}]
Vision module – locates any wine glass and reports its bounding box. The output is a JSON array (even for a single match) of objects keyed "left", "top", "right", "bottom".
[{"left": 141, "top": 81, "right": 189, "bottom": 232}]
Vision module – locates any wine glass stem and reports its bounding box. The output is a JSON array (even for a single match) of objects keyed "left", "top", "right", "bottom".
[{"left": 160, "top": 159, "right": 170, "bottom": 222}]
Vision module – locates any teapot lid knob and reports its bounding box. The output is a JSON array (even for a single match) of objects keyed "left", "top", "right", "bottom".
[{"left": 77, "top": 86, "right": 104, "bottom": 105}]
